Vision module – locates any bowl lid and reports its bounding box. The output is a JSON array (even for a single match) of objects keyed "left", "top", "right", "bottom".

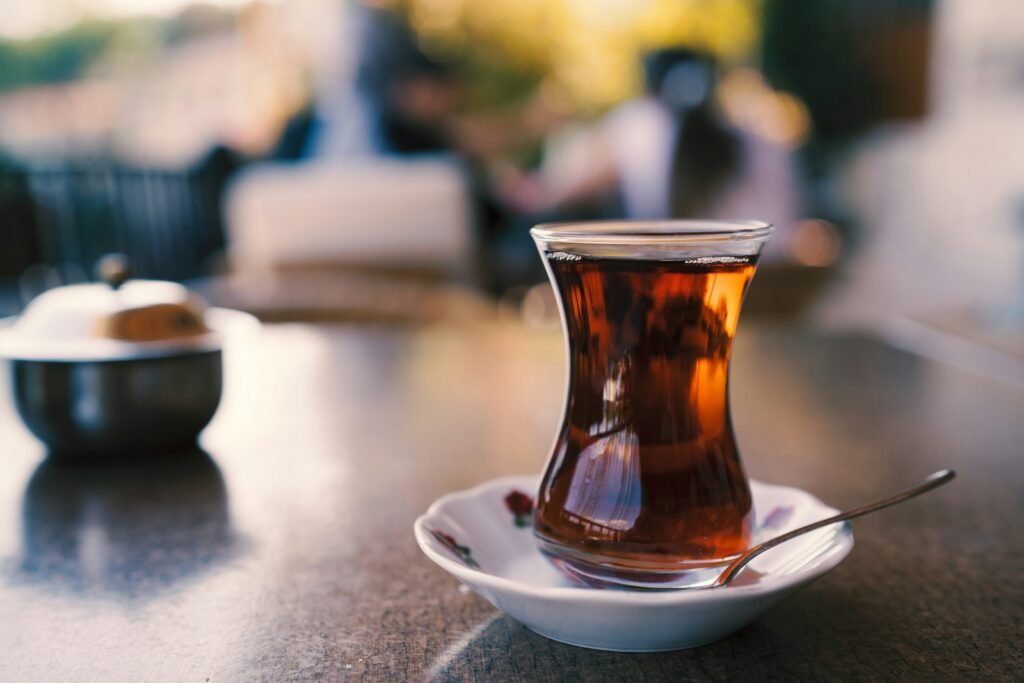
[{"left": 0, "top": 256, "right": 221, "bottom": 361}]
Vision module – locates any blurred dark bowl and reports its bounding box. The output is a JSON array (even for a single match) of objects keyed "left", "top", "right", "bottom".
[{"left": 11, "top": 350, "right": 222, "bottom": 456}]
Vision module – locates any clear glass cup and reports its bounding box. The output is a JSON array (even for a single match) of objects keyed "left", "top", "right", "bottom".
[{"left": 530, "top": 220, "right": 772, "bottom": 588}]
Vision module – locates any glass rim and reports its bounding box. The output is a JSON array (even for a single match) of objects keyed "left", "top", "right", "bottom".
[{"left": 531, "top": 219, "right": 773, "bottom": 245}]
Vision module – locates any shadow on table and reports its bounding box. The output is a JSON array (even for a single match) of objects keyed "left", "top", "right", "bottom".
[
  {"left": 428, "top": 586, "right": 902, "bottom": 681},
  {"left": 17, "top": 449, "right": 243, "bottom": 600}
]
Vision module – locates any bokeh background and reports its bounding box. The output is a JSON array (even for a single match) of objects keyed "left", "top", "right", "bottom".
[{"left": 0, "top": 0, "right": 1021, "bottom": 356}]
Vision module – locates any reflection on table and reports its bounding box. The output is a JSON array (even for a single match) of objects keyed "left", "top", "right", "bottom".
[{"left": 19, "top": 449, "right": 239, "bottom": 599}]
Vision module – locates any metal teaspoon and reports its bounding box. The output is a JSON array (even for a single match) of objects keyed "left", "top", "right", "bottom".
[{"left": 711, "top": 469, "right": 956, "bottom": 588}]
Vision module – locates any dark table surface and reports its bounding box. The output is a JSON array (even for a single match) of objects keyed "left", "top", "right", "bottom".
[{"left": 1, "top": 320, "right": 1021, "bottom": 681}]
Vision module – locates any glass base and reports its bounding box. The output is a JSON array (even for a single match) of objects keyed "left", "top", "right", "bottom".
[{"left": 536, "top": 535, "right": 739, "bottom": 590}]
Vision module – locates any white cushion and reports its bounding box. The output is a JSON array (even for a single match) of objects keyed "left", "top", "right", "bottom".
[{"left": 225, "top": 157, "right": 472, "bottom": 273}]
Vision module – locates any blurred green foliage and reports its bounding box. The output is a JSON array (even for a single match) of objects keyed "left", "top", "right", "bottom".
[
  {"left": 0, "top": 22, "right": 120, "bottom": 92},
  {"left": 0, "top": 7, "right": 238, "bottom": 94},
  {"left": 393, "top": 0, "right": 761, "bottom": 111}
]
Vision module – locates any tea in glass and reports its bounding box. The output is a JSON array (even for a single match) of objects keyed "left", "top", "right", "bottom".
[{"left": 531, "top": 220, "right": 771, "bottom": 588}]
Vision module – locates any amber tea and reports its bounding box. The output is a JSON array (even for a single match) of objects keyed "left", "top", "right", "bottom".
[{"left": 532, "top": 222, "right": 769, "bottom": 587}]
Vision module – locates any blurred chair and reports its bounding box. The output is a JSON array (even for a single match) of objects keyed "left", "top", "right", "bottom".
[
  {"left": 224, "top": 156, "right": 473, "bottom": 276},
  {"left": 7, "top": 165, "right": 226, "bottom": 283}
]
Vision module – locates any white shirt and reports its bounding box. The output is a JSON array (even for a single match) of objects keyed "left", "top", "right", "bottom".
[{"left": 602, "top": 97, "right": 677, "bottom": 219}]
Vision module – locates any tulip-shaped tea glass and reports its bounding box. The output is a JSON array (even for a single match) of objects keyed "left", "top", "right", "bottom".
[{"left": 531, "top": 220, "right": 773, "bottom": 588}]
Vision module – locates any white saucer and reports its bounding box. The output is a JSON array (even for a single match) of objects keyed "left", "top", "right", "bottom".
[{"left": 414, "top": 475, "right": 854, "bottom": 652}]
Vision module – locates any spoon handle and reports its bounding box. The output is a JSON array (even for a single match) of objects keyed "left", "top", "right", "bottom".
[{"left": 714, "top": 469, "right": 956, "bottom": 588}]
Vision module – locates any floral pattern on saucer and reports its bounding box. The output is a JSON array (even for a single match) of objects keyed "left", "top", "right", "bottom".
[
  {"left": 428, "top": 529, "right": 479, "bottom": 568},
  {"left": 504, "top": 490, "right": 534, "bottom": 528}
]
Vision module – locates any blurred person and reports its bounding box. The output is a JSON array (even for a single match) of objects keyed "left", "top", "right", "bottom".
[
  {"left": 501, "top": 48, "right": 799, "bottom": 257},
  {"left": 310, "top": 5, "right": 569, "bottom": 160},
  {"left": 308, "top": 6, "right": 464, "bottom": 158}
]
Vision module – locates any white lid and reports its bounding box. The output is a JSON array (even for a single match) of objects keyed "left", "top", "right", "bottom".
[{"left": 0, "top": 279, "right": 222, "bottom": 361}]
